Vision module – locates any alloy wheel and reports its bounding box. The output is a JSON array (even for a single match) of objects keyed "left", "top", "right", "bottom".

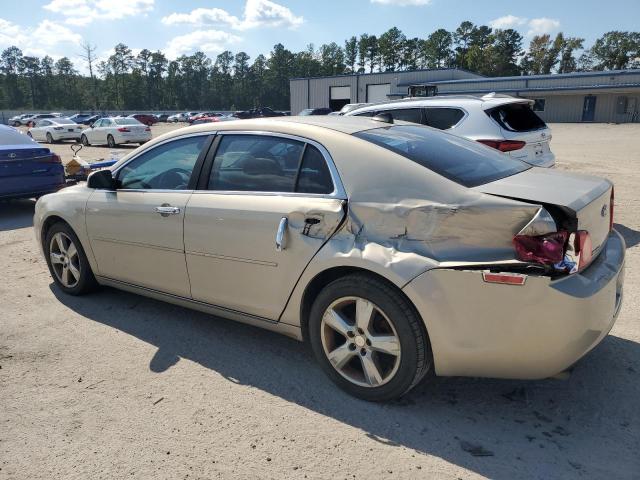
[
  {"left": 49, "top": 232, "right": 81, "bottom": 288},
  {"left": 320, "top": 296, "right": 401, "bottom": 388}
]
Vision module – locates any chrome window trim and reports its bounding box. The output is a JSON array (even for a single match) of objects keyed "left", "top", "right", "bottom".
[{"left": 203, "top": 130, "right": 347, "bottom": 200}]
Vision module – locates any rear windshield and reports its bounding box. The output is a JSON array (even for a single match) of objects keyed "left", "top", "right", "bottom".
[
  {"left": 0, "top": 127, "right": 36, "bottom": 145},
  {"left": 353, "top": 125, "right": 530, "bottom": 188},
  {"left": 53, "top": 118, "right": 75, "bottom": 125},
  {"left": 115, "top": 118, "right": 142, "bottom": 125},
  {"left": 487, "top": 103, "right": 546, "bottom": 132}
]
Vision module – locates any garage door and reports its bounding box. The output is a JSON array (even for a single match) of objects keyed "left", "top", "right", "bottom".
[
  {"left": 330, "top": 86, "right": 351, "bottom": 100},
  {"left": 367, "top": 83, "right": 390, "bottom": 103}
]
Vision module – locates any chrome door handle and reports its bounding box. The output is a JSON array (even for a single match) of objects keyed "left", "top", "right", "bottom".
[
  {"left": 155, "top": 205, "right": 181, "bottom": 216},
  {"left": 275, "top": 217, "right": 288, "bottom": 251}
]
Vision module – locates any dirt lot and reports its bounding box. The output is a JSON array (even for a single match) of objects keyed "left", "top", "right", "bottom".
[{"left": 1, "top": 123, "right": 639, "bottom": 479}]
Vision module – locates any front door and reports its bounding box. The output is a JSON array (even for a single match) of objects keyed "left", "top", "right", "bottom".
[
  {"left": 582, "top": 95, "right": 597, "bottom": 122},
  {"left": 184, "top": 133, "right": 345, "bottom": 320},
  {"left": 86, "top": 134, "right": 212, "bottom": 297}
]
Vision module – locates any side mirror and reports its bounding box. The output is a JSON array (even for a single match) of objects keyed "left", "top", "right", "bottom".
[
  {"left": 87, "top": 169, "right": 115, "bottom": 189},
  {"left": 90, "top": 124, "right": 95, "bottom": 128}
]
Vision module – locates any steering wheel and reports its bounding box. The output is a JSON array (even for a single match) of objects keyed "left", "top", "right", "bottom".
[{"left": 154, "top": 168, "right": 191, "bottom": 189}]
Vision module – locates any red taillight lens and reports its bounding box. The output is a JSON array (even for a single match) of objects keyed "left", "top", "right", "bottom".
[
  {"left": 53, "top": 127, "right": 64, "bottom": 130},
  {"left": 477, "top": 139, "right": 526, "bottom": 152},
  {"left": 117, "top": 127, "right": 130, "bottom": 132},
  {"left": 575, "top": 231, "right": 592, "bottom": 270},
  {"left": 609, "top": 187, "right": 614, "bottom": 231},
  {"left": 38, "top": 153, "right": 62, "bottom": 164},
  {"left": 513, "top": 231, "right": 568, "bottom": 264}
]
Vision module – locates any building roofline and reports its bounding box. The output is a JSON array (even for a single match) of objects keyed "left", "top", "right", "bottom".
[
  {"left": 289, "top": 67, "right": 485, "bottom": 82},
  {"left": 421, "top": 69, "right": 640, "bottom": 86},
  {"left": 437, "top": 83, "right": 640, "bottom": 96}
]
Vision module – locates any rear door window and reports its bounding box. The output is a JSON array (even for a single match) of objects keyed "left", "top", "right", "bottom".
[
  {"left": 296, "top": 145, "right": 334, "bottom": 194},
  {"left": 424, "top": 108, "right": 465, "bottom": 130},
  {"left": 487, "top": 103, "right": 546, "bottom": 132},
  {"left": 377, "top": 108, "right": 423, "bottom": 124},
  {"left": 354, "top": 125, "right": 530, "bottom": 188}
]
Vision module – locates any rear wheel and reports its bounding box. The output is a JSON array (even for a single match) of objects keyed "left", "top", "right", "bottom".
[
  {"left": 44, "top": 222, "right": 97, "bottom": 295},
  {"left": 46, "top": 132, "right": 54, "bottom": 144},
  {"left": 81, "top": 134, "right": 90, "bottom": 146},
  {"left": 107, "top": 134, "right": 116, "bottom": 148},
  {"left": 309, "top": 273, "right": 432, "bottom": 401}
]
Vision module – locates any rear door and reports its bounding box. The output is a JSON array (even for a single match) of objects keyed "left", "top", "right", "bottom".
[
  {"left": 485, "top": 101, "right": 554, "bottom": 167},
  {"left": 184, "top": 132, "right": 346, "bottom": 320}
]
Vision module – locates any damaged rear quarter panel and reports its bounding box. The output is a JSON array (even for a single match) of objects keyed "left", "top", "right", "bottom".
[{"left": 278, "top": 131, "right": 541, "bottom": 327}]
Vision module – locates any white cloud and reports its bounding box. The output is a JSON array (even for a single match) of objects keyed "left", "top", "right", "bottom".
[
  {"left": 527, "top": 17, "right": 561, "bottom": 36},
  {"left": 162, "top": 0, "right": 303, "bottom": 30},
  {"left": 489, "top": 15, "right": 527, "bottom": 30},
  {"left": 370, "top": 0, "right": 431, "bottom": 5},
  {"left": 0, "top": 17, "right": 81, "bottom": 58},
  {"left": 43, "top": 0, "right": 154, "bottom": 26},
  {"left": 164, "top": 30, "right": 242, "bottom": 60}
]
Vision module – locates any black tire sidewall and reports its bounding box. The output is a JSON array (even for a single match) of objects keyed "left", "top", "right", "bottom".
[
  {"left": 81, "top": 135, "right": 89, "bottom": 146},
  {"left": 107, "top": 135, "right": 115, "bottom": 148},
  {"left": 309, "top": 275, "right": 425, "bottom": 402},
  {"left": 46, "top": 133, "right": 53, "bottom": 143},
  {"left": 44, "top": 222, "right": 96, "bottom": 295}
]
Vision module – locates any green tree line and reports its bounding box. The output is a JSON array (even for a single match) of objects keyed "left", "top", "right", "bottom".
[{"left": 1, "top": 23, "right": 639, "bottom": 112}]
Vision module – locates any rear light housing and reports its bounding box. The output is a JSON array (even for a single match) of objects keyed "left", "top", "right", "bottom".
[
  {"left": 53, "top": 127, "right": 64, "bottom": 130},
  {"left": 513, "top": 231, "right": 568, "bottom": 265},
  {"left": 609, "top": 187, "right": 614, "bottom": 231},
  {"left": 38, "top": 153, "right": 62, "bottom": 164},
  {"left": 574, "top": 231, "right": 593, "bottom": 271},
  {"left": 117, "top": 127, "right": 130, "bottom": 132},
  {"left": 145, "top": 127, "right": 151, "bottom": 131},
  {"left": 477, "top": 139, "right": 526, "bottom": 152}
]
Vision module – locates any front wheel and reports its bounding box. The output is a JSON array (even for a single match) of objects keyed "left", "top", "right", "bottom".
[
  {"left": 309, "top": 273, "right": 432, "bottom": 402},
  {"left": 44, "top": 222, "right": 97, "bottom": 295},
  {"left": 107, "top": 134, "right": 116, "bottom": 148}
]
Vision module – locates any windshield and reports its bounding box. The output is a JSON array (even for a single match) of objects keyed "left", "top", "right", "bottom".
[
  {"left": 353, "top": 125, "right": 530, "bottom": 188},
  {"left": 115, "top": 118, "right": 142, "bottom": 125}
]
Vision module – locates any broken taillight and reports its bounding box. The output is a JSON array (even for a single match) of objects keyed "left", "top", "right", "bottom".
[
  {"left": 513, "top": 231, "right": 568, "bottom": 265},
  {"left": 477, "top": 139, "right": 526, "bottom": 152},
  {"left": 609, "top": 187, "right": 614, "bottom": 231},
  {"left": 574, "top": 231, "right": 593, "bottom": 271}
]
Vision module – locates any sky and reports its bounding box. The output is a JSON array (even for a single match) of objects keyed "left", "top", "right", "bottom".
[{"left": 1, "top": 0, "right": 639, "bottom": 70}]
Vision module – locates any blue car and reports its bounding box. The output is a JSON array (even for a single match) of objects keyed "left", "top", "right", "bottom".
[{"left": 0, "top": 124, "right": 66, "bottom": 200}]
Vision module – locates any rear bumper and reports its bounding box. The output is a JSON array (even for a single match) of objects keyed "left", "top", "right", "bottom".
[
  {"left": 403, "top": 230, "right": 625, "bottom": 379},
  {"left": 0, "top": 184, "right": 66, "bottom": 200},
  {"left": 52, "top": 131, "right": 82, "bottom": 140}
]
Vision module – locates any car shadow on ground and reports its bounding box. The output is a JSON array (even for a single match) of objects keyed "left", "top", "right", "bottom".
[
  {"left": 615, "top": 223, "right": 640, "bottom": 249},
  {"left": 51, "top": 284, "right": 639, "bottom": 479},
  {"left": 0, "top": 199, "right": 35, "bottom": 232}
]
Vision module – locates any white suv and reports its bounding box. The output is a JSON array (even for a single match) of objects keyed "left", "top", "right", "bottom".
[{"left": 346, "top": 94, "right": 555, "bottom": 168}]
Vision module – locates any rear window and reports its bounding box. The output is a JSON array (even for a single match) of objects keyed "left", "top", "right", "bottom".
[
  {"left": 115, "top": 118, "right": 142, "bottom": 125},
  {"left": 0, "top": 127, "right": 36, "bottom": 145},
  {"left": 353, "top": 125, "right": 530, "bottom": 188},
  {"left": 487, "top": 103, "right": 546, "bottom": 132},
  {"left": 54, "top": 118, "right": 75, "bottom": 125}
]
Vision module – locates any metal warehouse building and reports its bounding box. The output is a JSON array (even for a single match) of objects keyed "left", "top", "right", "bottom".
[{"left": 290, "top": 68, "right": 640, "bottom": 123}]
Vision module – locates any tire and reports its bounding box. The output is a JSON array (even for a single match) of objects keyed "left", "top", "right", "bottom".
[
  {"left": 81, "top": 134, "right": 90, "bottom": 146},
  {"left": 46, "top": 132, "right": 54, "bottom": 144},
  {"left": 107, "top": 134, "right": 116, "bottom": 148},
  {"left": 308, "top": 273, "right": 432, "bottom": 402},
  {"left": 44, "top": 222, "right": 98, "bottom": 296}
]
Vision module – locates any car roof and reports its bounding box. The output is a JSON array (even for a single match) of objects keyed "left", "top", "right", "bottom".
[{"left": 349, "top": 94, "right": 533, "bottom": 113}]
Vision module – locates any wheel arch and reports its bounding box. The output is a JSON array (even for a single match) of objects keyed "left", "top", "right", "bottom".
[{"left": 298, "top": 266, "right": 428, "bottom": 346}]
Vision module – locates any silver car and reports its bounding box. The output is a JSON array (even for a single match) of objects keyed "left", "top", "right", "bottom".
[{"left": 34, "top": 116, "right": 624, "bottom": 401}]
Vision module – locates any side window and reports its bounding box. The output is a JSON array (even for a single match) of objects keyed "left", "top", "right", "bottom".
[
  {"left": 117, "top": 135, "right": 208, "bottom": 190},
  {"left": 378, "top": 108, "right": 423, "bottom": 124},
  {"left": 208, "top": 135, "right": 304, "bottom": 192},
  {"left": 424, "top": 108, "right": 465, "bottom": 130},
  {"left": 296, "top": 145, "right": 334, "bottom": 194},
  {"left": 39, "top": 120, "right": 51, "bottom": 127}
]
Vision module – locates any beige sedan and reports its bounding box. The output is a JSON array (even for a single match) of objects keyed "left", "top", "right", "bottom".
[{"left": 34, "top": 116, "right": 625, "bottom": 401}]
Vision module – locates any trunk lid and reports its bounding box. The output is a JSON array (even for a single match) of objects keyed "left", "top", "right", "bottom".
[
  {"left": 0, "top": 145, "right": 64, "bottom": 194},
  {"left": 475, "top": 168, "right": 613, "bottom": 256}
]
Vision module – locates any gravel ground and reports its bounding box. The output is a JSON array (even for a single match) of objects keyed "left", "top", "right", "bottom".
[{"left": 1, "top": 123, "right": 639, "bottom": 480}]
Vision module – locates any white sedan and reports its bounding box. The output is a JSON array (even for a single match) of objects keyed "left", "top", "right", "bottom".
[
  {"left": 80, "top": 117, "right": 151, "bottom": 147},
  {"left": 28, "top": 118, "right": 84, "bottom": 143}
]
